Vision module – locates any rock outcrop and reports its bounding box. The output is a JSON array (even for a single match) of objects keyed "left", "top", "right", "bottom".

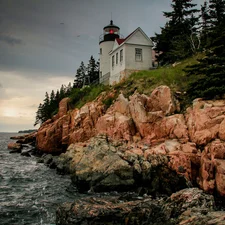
[
  {"left": 56, "top": 188, "right": 224, "bottom": 225},
  {"left": 59, "top": 135, "right": 187, "bottom": 194},
  {"left": 33, "top": 85, "right": 225, "bottom": 196}
]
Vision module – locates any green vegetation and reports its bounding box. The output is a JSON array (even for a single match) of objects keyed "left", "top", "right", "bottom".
[
  {"left": 111, "top": 54, "right": 203, "bottom": 109},
  {"left": 69, "top": 84, "right": 108, "bottom": 109}
]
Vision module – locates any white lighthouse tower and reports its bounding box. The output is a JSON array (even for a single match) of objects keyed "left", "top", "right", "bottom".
[{"left": 99, "top": 20, "right": 120, "bottom": 84}]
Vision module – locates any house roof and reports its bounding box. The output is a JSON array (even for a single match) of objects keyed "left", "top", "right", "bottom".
[
  {"left": 116, "top": 38, "right": 125, "bottom": 45},
  {"left": 115, "top": 28, "right": 137, "bottom": 45},
  {"left": 111, "top": 27, "right": 153, "bottom": 54}
]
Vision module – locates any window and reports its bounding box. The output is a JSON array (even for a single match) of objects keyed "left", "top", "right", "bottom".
[
  {"left": 116, "top": 53, "right": 118, "bottom": 64},
  {"left": 100, "top": 48, "right": 102, "bottom": 54},
  {"left": 120, "top": 49, "right": 123, "bottom": 62},
  {"left": 112, "top": 55, "right": 115, "bottom": 67},
  {"left": 100, "top": 71, "right": 102, "bottom": 77},
  {"left": 135, "top": 48, "right": 142, "bottom": 61}
]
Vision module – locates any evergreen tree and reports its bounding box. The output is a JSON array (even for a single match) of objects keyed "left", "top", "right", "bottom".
[
  {"left": 209, "top": 0, "right": 225, "bottom": 26},
  {"left": 153, "top": 0, "right": 200, "bottom": 64},
  {"left": 34, "top": 103, "right": 43, "bottom": 126},
  {"left": 59, "top": 84, "right": 66, "bottom": 99},
  {"left": 42, "top": 92, "right": 51, "bottom": 122},
  {"left": 55, "top": 90, "right": 60, "bottom": 104},
  {"left": 66, "top": 82, "right": 72, "bottom": 96},
  {"left": 87, "top": 55, "right": 99, "bottom": 84},
  {"left": 49, "top": 90, "right": 58, "bottom": 115},
  {"left": 186, "top": 10, "right": 225, "bottom": 100},
  {"left": 199, "top": 1, "right": 211, "bottom": 48},
  {"left": 73, "top": 61, "right": 86, "bottom": 88}
]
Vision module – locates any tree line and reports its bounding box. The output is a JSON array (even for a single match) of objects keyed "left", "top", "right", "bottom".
[
  {"left": 153, "top": 0, "right": 225, "bottom": 100},
  {"left": 34, "top": 55, "right": 99, "bottom": 126}
]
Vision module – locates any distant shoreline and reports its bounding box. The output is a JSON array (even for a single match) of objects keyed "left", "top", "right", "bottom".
[{"left": 18, "top": 129, "right": 37, "bottom": 134}]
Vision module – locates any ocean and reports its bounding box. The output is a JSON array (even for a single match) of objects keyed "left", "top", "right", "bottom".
[{"left": 0, "top": 132, "right": 78, "bottom": 225}]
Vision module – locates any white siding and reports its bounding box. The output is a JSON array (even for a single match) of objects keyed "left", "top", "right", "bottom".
[
  {"left": 109, "top": 46, "right": 125, "bottom": 84},
  {"left": 126, "top": 30, "right": 152, "bottom": 46},
  {"left": 125, "top": 44, "right": 152, "bottom": 70}
]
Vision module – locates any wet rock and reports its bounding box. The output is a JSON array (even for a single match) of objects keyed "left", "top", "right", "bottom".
[
  {"left": 36, "top": 158, "right": 44, "bottom": 163},
  {"left": 43, "top": 154, "right": 54, "bottom": 166},
  {"left": 164, "top": 188, "right": 215, "bottom": 218},
  {"left": 56, "top": 188, "right": 220, "bottom": 225},
  {"left": 10, "top": 132, "right": 36, "bottom": 145},
  {"left": 8, "top": 142, "right": 22, "bottom": 153},
  {"left": 21, "top": 150, "right": 31, "bottom": 157},
  {"left": 56, "top": 195, "right": 170, "bottom": 225}
]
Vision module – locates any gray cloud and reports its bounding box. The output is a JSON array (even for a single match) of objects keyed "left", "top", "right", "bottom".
[
  {"left": 0, "top": 35, "right": 22, "bottom": 46},
  {"left": 0, "top": 0, "right": 205, "bottom": 76},
  {"left": 0, "top": 0, "right": 206, "bottom": 132}
]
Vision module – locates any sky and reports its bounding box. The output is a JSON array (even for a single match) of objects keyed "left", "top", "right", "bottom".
[{"left": 0, "top": 0, "right": 205, "bottom": 132}]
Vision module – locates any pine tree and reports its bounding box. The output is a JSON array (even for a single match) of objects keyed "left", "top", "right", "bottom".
[
  {"left": 153, "top": 0, "right": 200, "bottom": 64},
  {"left": 186, "top": 6, "right": 225, "bottom": 100},
  {"left": 73, "top": 61, "right": 86, "bottom": 88},
  {"left": 66, "top": 82, "right": 72, "bottom": 96},
  {"left": 199, "top": 1, "right": 211, "bottom": 48},
  {"left": 209, "top": 0, "right": 225, "bottom": 26},
  {"left": 87, "top": 56, "right": 99, "bottom": 84},
  {"left": 49, "top": 90, "right": 58, "bottom": 116},
  {"left": 41, "top": 92, "right": 51, "bottom": 122},
  {"left": 34, "top": 103, "right": 43, "bottom": 126},
  {"left": 55, "top": 90, "right": 60, "bottom": 104},
  {"left": 59, "top": 85, "right": 66, "bottom": 99}
]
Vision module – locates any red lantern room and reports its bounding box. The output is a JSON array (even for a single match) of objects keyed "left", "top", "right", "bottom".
[{"left": 99, "top": 20, "right": 120, "bottom": 43}]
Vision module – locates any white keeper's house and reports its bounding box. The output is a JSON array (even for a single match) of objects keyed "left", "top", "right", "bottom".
[{"left": 99, "top": 20, "right": 153, "bottom": 85}]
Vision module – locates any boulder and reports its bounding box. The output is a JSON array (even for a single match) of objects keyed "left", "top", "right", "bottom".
[
  {"left": 186, "top": 99, "right": 225, "bottom": 146},
  {"left": 96, "top": 112, "right": 136, "bottom": 141},
  {"left": 10, "top": 132, "right": 36, "bottom": 145},
  {"left": 64, "top": 136, "right": 188, "bottom": 195},
  {"left": 56, "top": 188, "right": 220, "bottom": 225},
  {"left": 69, "top": 135, "right": 134, "bottom": 192},
  {"left": 148, "top": 85, "right": 180, "bottom": 115},
  {"left": 56, "top": 195, "right": 169, "bottom": 225},
  {"left": 8, "top": 142, "right": 22, "bottom": 152},
  {"left": 198, "top": 139, "right": 225, "bottom": 196},
  {"left": 58, "top": 97, "right": 70, "bottom": 117}
]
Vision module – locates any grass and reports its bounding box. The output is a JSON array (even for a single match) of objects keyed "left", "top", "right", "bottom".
[
  {"left": 117, "top": 53, "right": 203, "bottom": 96},
  {"left": 69, "top": 84, "right": 109, "bottom": 109},
  {"left": 68, "top": 53, "right": 204, "bottom": 110}
]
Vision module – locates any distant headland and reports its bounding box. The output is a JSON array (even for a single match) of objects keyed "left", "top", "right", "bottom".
[{"left": 18, "top": 129, "right": 37, "bottom": 133}]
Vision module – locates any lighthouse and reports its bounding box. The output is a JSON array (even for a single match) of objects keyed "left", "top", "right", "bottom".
[{"left": 99, "top": 20, "right": 120, "bottom": 84}]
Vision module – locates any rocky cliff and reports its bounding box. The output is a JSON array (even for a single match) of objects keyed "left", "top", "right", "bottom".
[{"left": 35, "top": 85, "right": 225, "bottom": 197}]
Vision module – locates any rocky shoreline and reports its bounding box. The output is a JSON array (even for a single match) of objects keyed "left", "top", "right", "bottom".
[{"left": 8, "top": 85, "right": 225, "bottom": 224}]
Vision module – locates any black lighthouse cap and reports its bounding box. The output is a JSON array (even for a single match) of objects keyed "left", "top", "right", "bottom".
[{"left": 103, "top": 20, "right": 120, "bottom": 30}]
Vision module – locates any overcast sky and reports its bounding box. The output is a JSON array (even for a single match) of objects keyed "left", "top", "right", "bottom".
[{"left": 0, "top": 0, "right": 205, "bottom": 132}]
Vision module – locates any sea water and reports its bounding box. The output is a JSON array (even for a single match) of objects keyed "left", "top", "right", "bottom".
[{"left": 0, "top": 132, "right": 78, "bottom": 225}]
